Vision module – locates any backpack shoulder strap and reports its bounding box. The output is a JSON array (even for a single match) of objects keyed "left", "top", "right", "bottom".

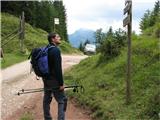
[
  {"left": 28, "top": 51, "right": 32, "bottom": 59},
  {"left": 28, "top": 48, "right": 35, "bottom": 59},
  {"left": 47, "top": 44, "right": 55, "bottom": 50}
]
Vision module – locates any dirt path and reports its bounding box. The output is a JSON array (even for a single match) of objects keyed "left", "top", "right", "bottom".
[{"left": 1, "top": 55, "right": 92, "bottom": 120}]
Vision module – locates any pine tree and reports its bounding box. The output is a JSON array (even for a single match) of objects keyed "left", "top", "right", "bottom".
[
  {"left": 107, "top": 27, "right": 114, "bottom": 37},
  {"left": 84, "top": 39, "right": 90, "bottom": 46},
  {"left": 95, "top": 28, "right": 104, "bottom": 45},
  {"left": 150, "top": 0, "right": 160, "bottom": 27},
  {"left": 79, "top": 42, "right": 84, "bottom": 52},
  {"left": 140, "top": 10, "right": 151, "bottom": 31},
  {"left": 140, "top": 1, "right": 160, "bottom": 31},
  {"left": 1, "top": 0, "right": 68, "bottom": 40}
]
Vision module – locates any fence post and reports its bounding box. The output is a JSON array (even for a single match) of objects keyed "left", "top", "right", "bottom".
[
  {"left": 19, "top": 16, "right": 22, "bottom": 51},
  {"left": 0, "top": 48, "right": 4, "bottom": 58},
  {"left": 19, "top": 11, "right": 25, "bottom": 53}
]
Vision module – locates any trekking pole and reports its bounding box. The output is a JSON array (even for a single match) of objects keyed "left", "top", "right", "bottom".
[
  {"left": 16, "top": 89, "right": 44, "bottom": 96},
  {"left": 16, "top": 85, "right": 84, "bottom": 96},
  {"left": 19, "top": 88, "right": 44, "bottom": 92},
  {"left": 65, "top": 85, "right": 84, "bottom": 93}
]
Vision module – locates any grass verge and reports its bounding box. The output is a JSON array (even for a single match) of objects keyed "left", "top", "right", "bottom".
[{"left": 64, "top": 36, "right": 160, "bottom": 120}]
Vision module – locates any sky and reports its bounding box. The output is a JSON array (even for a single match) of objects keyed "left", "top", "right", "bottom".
[{"left": 62, "top": 0, "right": 156, "bottom": 35}]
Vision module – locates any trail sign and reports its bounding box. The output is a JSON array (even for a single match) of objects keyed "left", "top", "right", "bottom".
[
  {"left": 54, "top": 18, "right": 59, "bottom": 32},
  {"left": 124, "top": 2, "right": 131, "bottom": 15},
  {"left": 123, "top": 0, "right": 132, "bottom": 27},
  {"left": 125, "top": 0, "right": 132, "bottom": 5},
  {"left": 54, "top": 18, "right": 59, "bottom": 25},
  {"left": 123, "top": 15, "right": 130, "bottom": 27}
]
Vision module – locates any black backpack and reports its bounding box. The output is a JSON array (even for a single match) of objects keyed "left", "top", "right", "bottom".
[{"left": 28, "top": 45, "right": 54, "bottom": 78}]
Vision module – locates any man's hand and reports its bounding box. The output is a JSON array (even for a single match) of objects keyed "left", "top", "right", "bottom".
[{"left": 59, "top": 86, "right": 65, "bottom": 91}]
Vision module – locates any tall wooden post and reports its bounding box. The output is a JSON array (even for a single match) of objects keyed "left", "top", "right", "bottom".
[
  {"left": 21, "top": 11, "right": 25, "bottom": 52},
  {"left": 19, "top": 11, "right": 25, "bottom": 53},
  {"left": 123, "top": 0, "right": 132, "bottom": 104},
  {"left": 0, "top": 48, "right": 4, "bottom": 58},
  {"left": 19, "top": 16, "right": 22, "bottom": 50}
]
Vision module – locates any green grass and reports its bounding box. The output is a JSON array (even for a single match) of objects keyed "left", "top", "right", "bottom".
[
  {"left": 64, "top": 36, "right": 160, "bottom": 120},
  {"left": 1, "top": 52, "right": 28, "bottom": 68},
  {"left": 1, "top": 13, "right": 81, "bottom": 68},
  {"left": 20, "top": 112, "right": 33, "bottom": 120}
]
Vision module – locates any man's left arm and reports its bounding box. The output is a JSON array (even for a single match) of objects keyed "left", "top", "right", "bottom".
[{"left": 53, "top": 48, "right": 64, "bottom": 87}]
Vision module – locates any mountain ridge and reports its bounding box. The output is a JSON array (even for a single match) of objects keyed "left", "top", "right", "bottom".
[{"left": 69, "top": 28, "right": 96, "bottom": 48}]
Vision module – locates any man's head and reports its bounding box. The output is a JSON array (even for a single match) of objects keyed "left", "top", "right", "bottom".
[{"left": 48, "top": 33, "right": 61, "bottom": 45}]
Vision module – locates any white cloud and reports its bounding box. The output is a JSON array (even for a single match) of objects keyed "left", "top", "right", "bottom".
[{"left": 63, "top": 0, "right": 155, "bottom": 34}]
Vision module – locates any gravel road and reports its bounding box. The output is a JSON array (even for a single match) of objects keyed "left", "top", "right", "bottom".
[{"left": 1, "top": 55, "right": 91, "bottom": 120}]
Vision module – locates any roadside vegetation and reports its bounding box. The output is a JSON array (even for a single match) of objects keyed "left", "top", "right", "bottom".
[
  {"left": 65, "top": 1, "right": 160, "bottom": 119},
  {"left": 20, "top": 112, "right": 33, "bottom": 120},
  {"left": 65, "top": 35, "right": 159, "bottom": 119}
]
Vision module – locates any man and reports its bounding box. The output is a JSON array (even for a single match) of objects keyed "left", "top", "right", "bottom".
[{"left": 43, "top": 33, "right": 67, "bottom": 120}]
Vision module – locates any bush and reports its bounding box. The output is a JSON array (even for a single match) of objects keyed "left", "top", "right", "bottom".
[
  {"left": 98, "top": 28, "right": 127, "bottom": 60},
  {"left": 155, "top": 23, "right": 160, "bottom": 38},
  {"left": 144, "top": 91, "right": 160, "bottom": 119},
  {"left": 99, "top": 37, "right": 120, "bottom": 59}
]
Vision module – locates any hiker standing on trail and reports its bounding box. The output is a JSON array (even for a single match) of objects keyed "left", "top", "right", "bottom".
[{"left": 43, "top": 33, "right": 67, "bottom": 120}]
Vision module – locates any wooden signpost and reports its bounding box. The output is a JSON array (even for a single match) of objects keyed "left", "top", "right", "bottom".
[{"left": 123, "top": 0, "right": 132, "bottom": 104}]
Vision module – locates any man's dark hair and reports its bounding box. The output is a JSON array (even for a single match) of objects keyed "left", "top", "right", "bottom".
[{"left": 48, "top": 33, "right": 57, "bottom": 43}]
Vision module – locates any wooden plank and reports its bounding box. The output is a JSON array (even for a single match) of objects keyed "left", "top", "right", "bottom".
[
  {"left": 125, "top": 0, "right": 132, "bottom": 5},
  {"left": 123, "top": 15, "right": 130, "bottom": 27},
  {"left": 124, "top": 2, "right": 131, "bottom": 15}
]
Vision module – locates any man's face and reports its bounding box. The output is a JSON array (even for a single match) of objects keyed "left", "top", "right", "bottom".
[{"left": 52, "top": 34, "right": 61, "bottom": 45}]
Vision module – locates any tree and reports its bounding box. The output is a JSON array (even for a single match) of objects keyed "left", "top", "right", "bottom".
[
  {"left": 140, "top": 10, "right": 151, "bottom": 31},
  {"left": 79, "top": 42, "right": 84, "bottom": 52},
  {"left": 114, "top": 28, "right": 127, "bottom": 46},
  {"left": 95, "top": 28, "right": 104, "bottom": 45},
  {"left": 1, "top": 1, "right": 68, "bottom": 41},
  {"left": 84, "top": 39, "right": 90, "bottom": 46},
  {"left": 107, "top": 26, "right": 114, "bottom": 37},
  {"left": 140, "top": 1, "right": 160, "bottom": 31},
  {"left": 150, "top": 0, "right": 160, "bottom": 27},
  {"left": 98, "top": 28, "right": 127, "bottom": 59}
]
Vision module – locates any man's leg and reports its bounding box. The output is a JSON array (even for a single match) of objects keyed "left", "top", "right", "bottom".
[
  {"left": 53, "top": 91, "right": 67, "bottom": 120},
  {"left": 43, "top": 90, "right": 53, "bottom": 120}
]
